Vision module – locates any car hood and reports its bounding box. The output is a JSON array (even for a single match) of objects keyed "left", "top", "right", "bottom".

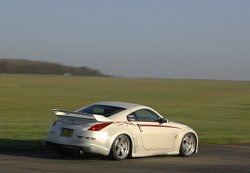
[{"left": 168, "top": 121, "right": 190, "bottom": 129}]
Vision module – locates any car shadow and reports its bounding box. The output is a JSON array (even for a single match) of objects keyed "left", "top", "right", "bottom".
[
  {"left": 0, "top": 138, "right": 108, "bottom": 161},
  {"left": 0, "top": 138, "right": 186, "bottom": 161}
]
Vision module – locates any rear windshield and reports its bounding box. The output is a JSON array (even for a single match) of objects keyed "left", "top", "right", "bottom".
[{"left": 77, "top": 104, "right": 125, "bottom": 117}]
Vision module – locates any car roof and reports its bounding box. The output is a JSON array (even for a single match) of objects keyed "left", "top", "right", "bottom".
[{"left": 94, "top": 101, "right": 145, "bottom": 109}]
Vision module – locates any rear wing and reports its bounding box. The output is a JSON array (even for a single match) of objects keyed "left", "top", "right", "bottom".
[{"left": 52, "top": 109, "right": 111, "bottom": 122}]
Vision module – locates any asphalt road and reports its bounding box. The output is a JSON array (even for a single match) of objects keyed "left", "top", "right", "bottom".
[{"left": 0, "top": 144, "right": 249, "bottom": 173}]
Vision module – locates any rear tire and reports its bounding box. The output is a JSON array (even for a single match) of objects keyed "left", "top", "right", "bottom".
[
  {"left": 110, "top": 134, "right": 131, "bottom": 160},
  {"left": 180, "top": 133, "right": 196, "bottom": 157}
]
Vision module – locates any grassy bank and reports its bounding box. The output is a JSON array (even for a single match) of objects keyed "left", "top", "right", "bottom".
[{"left": 0, "top": 74, "right": 250, "bottom": 150}]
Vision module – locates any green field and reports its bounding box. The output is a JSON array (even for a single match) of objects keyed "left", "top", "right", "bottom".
[{"left": 0, "top": 74, "right": 250, "bottom": 150}]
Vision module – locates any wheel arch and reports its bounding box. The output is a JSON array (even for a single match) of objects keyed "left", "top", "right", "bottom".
[
  {"left": 178, "top": 130, "right": 198, "bottom": 154},
  {"left": 108, "top": 132, "right": 134, "bottom": 157},
  {"left": 178, "top": 131, "right": 198, "bottom": 156},
  {"left": 108, "top": 133, "right": 134, "bottom": 160}
]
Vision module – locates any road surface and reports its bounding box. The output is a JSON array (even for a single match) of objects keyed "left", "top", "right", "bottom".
[{"left": 0, "top": 144, "right": 249, "bottom": 173}]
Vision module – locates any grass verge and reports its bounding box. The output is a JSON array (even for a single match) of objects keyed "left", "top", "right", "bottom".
[{"left": 0, "top": 74, "right": 250, "bottom": 151}]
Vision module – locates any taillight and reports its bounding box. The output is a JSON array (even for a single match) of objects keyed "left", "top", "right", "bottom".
[{"left": 88, "top": 122, "right": 112, "bottom": 131}]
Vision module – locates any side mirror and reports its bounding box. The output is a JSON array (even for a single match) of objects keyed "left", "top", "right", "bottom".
[{"left": 159, "top": 117, "right": 168, "bottom": 124}]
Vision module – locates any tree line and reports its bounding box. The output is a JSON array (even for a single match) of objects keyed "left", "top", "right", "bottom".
[{"left": 0, "top": 59, "right": 106, "bottom": 76}]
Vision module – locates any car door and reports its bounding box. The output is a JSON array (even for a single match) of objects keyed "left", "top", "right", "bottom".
[{"left": 133, "top": 109, "right": 174, "bottom": 150}]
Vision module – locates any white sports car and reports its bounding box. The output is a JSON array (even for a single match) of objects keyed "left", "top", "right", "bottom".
[{"left": 45, "top": 101, "right": 198, "bottom": 160}]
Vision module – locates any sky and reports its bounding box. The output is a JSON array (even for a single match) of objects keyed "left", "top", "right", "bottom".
[{"left": 0, "top": 0, "right": 250, "bottom": 80}]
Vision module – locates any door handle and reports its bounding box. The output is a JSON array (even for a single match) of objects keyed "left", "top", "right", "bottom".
[{"left": 137, "top": 124, "right": 143, "bottom": 132}]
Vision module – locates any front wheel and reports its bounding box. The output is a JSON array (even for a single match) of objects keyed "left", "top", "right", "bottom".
[
  {"left": 110, "top": 134, "right": 130, "bottom": 160},
  {"left": 180, "top": 133, "right": 196, "bottom": 157}
]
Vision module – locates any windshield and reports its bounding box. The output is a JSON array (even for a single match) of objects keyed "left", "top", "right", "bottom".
[{"left": 77, "top": 104, "right": 125, "bottom": 117}]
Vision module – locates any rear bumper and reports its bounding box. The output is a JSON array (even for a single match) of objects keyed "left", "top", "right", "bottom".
[
  {"left": 45, "top": 130, "right": 111, "bottom": 156},
  {"left": 45, "top": 141, "right": 110, "bottom": 156}
]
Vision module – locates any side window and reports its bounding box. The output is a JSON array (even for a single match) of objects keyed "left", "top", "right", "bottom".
[{"left": 134, "top": 109, "right": 160, "bottom": 122}]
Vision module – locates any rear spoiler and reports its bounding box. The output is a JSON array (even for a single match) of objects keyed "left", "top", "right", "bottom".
[{"left": 52, "top": 109, "right": 111, "bottom": 122}]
